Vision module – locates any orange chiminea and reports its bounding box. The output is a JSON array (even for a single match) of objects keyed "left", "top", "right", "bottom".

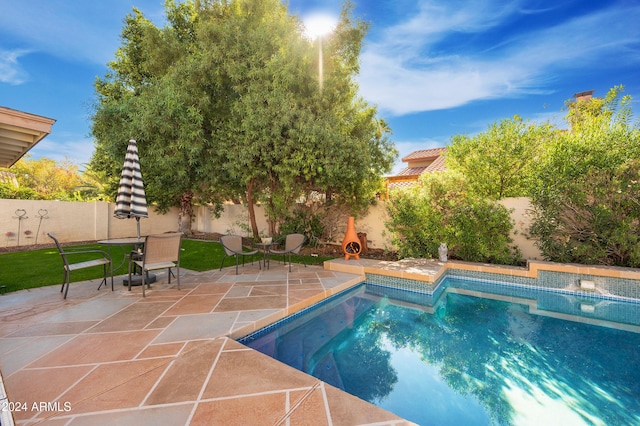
[{"left": 341, "top": 216, "right": 362, "bottom": 260}]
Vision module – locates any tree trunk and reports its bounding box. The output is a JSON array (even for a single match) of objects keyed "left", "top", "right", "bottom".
[
  {"left": 268, "top": 217, "right": 277, "bottom": 237},
  {"left": 178, "top": 190, "right": 194, "bottom": 235},
  {"left": 246, "top": 177, "right": 259, "bottom": 239}
]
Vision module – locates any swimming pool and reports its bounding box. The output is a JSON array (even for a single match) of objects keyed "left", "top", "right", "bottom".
[{"left": 239, "top": 278, "right": 640, "bottom": 425}]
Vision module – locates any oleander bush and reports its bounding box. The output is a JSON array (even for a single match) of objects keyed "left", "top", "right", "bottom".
[
  {"left": 386, "top": 171, "right": 522, "bottom": 265},
  {"left": 528, "top": 86, "right": 640, "bottom": 267}
]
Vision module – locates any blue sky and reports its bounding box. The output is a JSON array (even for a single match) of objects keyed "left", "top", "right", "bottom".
[{"left": 1, "top": 0, "right": 639, "bottom": 174}]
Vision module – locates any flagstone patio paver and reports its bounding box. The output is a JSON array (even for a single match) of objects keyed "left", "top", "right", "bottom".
[{"left": 0, "top": 262, "right": 416, "bottom": 425}]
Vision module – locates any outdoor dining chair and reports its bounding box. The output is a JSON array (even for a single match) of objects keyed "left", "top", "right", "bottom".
[
  {"left": 269, "top": 233, "right": 306, "bottom": 272},
  {"left": 128, "top": 232, "right": 182, "bottom": 297},
  {"left": 219, "top": 235, "right": 261, "bottom": 274},
  {"left": 48, "top": 233, "right": 113, "bottom": 299}
]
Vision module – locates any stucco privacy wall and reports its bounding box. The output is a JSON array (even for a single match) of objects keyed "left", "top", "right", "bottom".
[
  {"left": 1, "top": 199, "right": 178, "bottom": 245},
  {"left": 192, "top": 202, "right": 396, "bottom": 251},
  {"left": 1, "top": 198, "right": 542, "bottom": 259},
  {"left": 193, "top": 203, "right": 270, "bottom": 237},
  {"left": 498, "top": 197, "right": 541, "bottom": 260},
  {"left": 190, "top": 198, "right": 543, "bottom": 259}
]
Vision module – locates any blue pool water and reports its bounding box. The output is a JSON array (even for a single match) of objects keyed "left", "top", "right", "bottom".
[{"left": 239, "top": 278, "right": 640, "bottom": 425}]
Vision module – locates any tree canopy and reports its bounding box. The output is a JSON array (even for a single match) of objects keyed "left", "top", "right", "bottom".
[
  {"left": 0, "top": 156, "right": 102, "bottom": 201},
  {"left": 90, "top": 0, "right": 396, "bottom": 236},
  {"left": 446, "top": 115, "right": 555, "bottom": 199}
]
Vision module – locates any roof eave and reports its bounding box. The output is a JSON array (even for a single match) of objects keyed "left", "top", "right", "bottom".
[{"left": 0, "top": 106, "right": 56, "bottom": 168}]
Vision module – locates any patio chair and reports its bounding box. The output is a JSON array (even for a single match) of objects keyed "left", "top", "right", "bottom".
[
  {"left": 219, "top": 235, "right": 261, "bottom": 274},
  {"left": 128, "top": 232, "right": 182, "bottom": 297},
  {"left": 269, "top": 233, "right": 306, "bottom": 272},
  {"left": 47, "top": 233, "right": 113, "bottom": 299}
]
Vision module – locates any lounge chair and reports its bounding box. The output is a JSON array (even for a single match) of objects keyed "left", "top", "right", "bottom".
[{"left": 48, "top": 233, "right": 113, "bottom": 299}]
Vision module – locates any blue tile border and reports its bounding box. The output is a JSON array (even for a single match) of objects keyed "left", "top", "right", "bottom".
[
  {"left": 365, "top": 268, "right": 640, "bottom": 303},
  {"left": 365, "top": 273, "right": 437, "bottom": 293}
]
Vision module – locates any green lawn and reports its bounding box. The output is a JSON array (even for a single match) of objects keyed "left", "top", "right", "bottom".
[{"left": 0, "top": 239, "right": 334, "bottom": 294}]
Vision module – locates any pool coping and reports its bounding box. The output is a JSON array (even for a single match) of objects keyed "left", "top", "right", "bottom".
[{"left": 324, "top": 258, "right": 640, "bottom": 283}]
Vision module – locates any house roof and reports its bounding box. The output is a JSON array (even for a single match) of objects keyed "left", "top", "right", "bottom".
[
  {"left": 394, "top": 165, "right": 429, "bottom": 177},
  {"left": 424, "top": 154, "right": 446, "bottom": 172},
  {"left": 0, "top": 106, "right": 56, "bottom": 168},
  {"left": 385, "top": 147, "right": 447, "bottom": 193},
  {"left": 394, "top": 148, "right": 447, "bottom": 177},
  {"left": 387, "top": 180, "right": 417, "bottom": 190},
  {"left": 401, "top": 147, "right": 447, "bottom": 162}
]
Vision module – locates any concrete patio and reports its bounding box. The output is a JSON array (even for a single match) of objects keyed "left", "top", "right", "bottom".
[{"left": 0, "top": 260, "right": 417, "bottom": 425}]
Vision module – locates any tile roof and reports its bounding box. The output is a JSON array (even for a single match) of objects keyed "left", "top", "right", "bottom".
[
  {"left": 385, "top": 147, "right": 447, "bottom": 193},
  {"left": 401, "top": 147, "right": 446, "bottom": 162},
  {"left": 424, "top": 154, "right": 446, "bottom": 172},
  {"left": 394, "top": 166, "right": 428, "bottom": 177},
  {"left": 387, "top": 180, "right": 417, "bottom": 190}
]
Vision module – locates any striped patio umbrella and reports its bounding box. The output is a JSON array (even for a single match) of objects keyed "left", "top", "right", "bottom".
[{"left": 114, "top": 139, "right": 148, "bottom": 240}]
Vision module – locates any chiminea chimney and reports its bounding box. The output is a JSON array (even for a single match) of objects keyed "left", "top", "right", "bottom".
[{"left": 341, "top": 217, "right": 362, "bottom": 260}]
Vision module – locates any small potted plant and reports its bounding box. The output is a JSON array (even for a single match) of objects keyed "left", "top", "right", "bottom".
[{"left": 259, "top": 231, "right": 272, "bottom": 245}]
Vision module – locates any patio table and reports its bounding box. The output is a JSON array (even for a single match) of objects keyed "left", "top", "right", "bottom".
[
  {"left": 97, "top": 237, "right": 155, "bottom": 285},
  {"left": 255, "top": 242, "right": 275, "bottom": 268}
]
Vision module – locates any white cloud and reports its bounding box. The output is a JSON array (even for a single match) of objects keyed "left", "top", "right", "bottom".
[
  {"left": 380, "top": 0, "right": 526, "bottom": 51},
  {"left": 358, "top": 1, "right": 640, "bottom": 116},
  {"left": 0, "top": 1, "right": 166, "bottom": 65},
  {"left": 29, "top": 136, "right": 95, "bottom": 167},
  {"left": 0, "top": 49, "right": 30, "bottom": 85}
]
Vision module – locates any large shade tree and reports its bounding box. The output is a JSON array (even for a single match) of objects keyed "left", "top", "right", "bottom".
[{"left": 90, "top": 0, "right": 396, "bottom": 236}]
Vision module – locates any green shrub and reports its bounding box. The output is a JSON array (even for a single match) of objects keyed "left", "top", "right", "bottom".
[
  {"left": 528, "top": 87, "right": 640, "bottom": 267},
  {"left": 386, "top": 171, "right": 521, "bottom": 265},
  {"left": 0, "top": 182, "right": 39, "bottom": 199},
  {"left": 279, "top": 206, "right": 324, "bottom": 247},
  {"left": 530, "top": 159, "right": 640, "bottom": 266}
]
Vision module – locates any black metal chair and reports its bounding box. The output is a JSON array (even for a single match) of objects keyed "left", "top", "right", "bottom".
[
  {"left": 48, "top": 233, "right": 113, "bottom": 299},
  {"left": 219, "top": 235, "right": 260, "bottom": 274}
]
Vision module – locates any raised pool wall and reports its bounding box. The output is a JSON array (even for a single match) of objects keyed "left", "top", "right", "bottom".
[
  {"left": 323, "top": 258, "right": 640, "bottom": 333},
  {"left": 325, "top": 258, "right": 640, "bottom": 302}
]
